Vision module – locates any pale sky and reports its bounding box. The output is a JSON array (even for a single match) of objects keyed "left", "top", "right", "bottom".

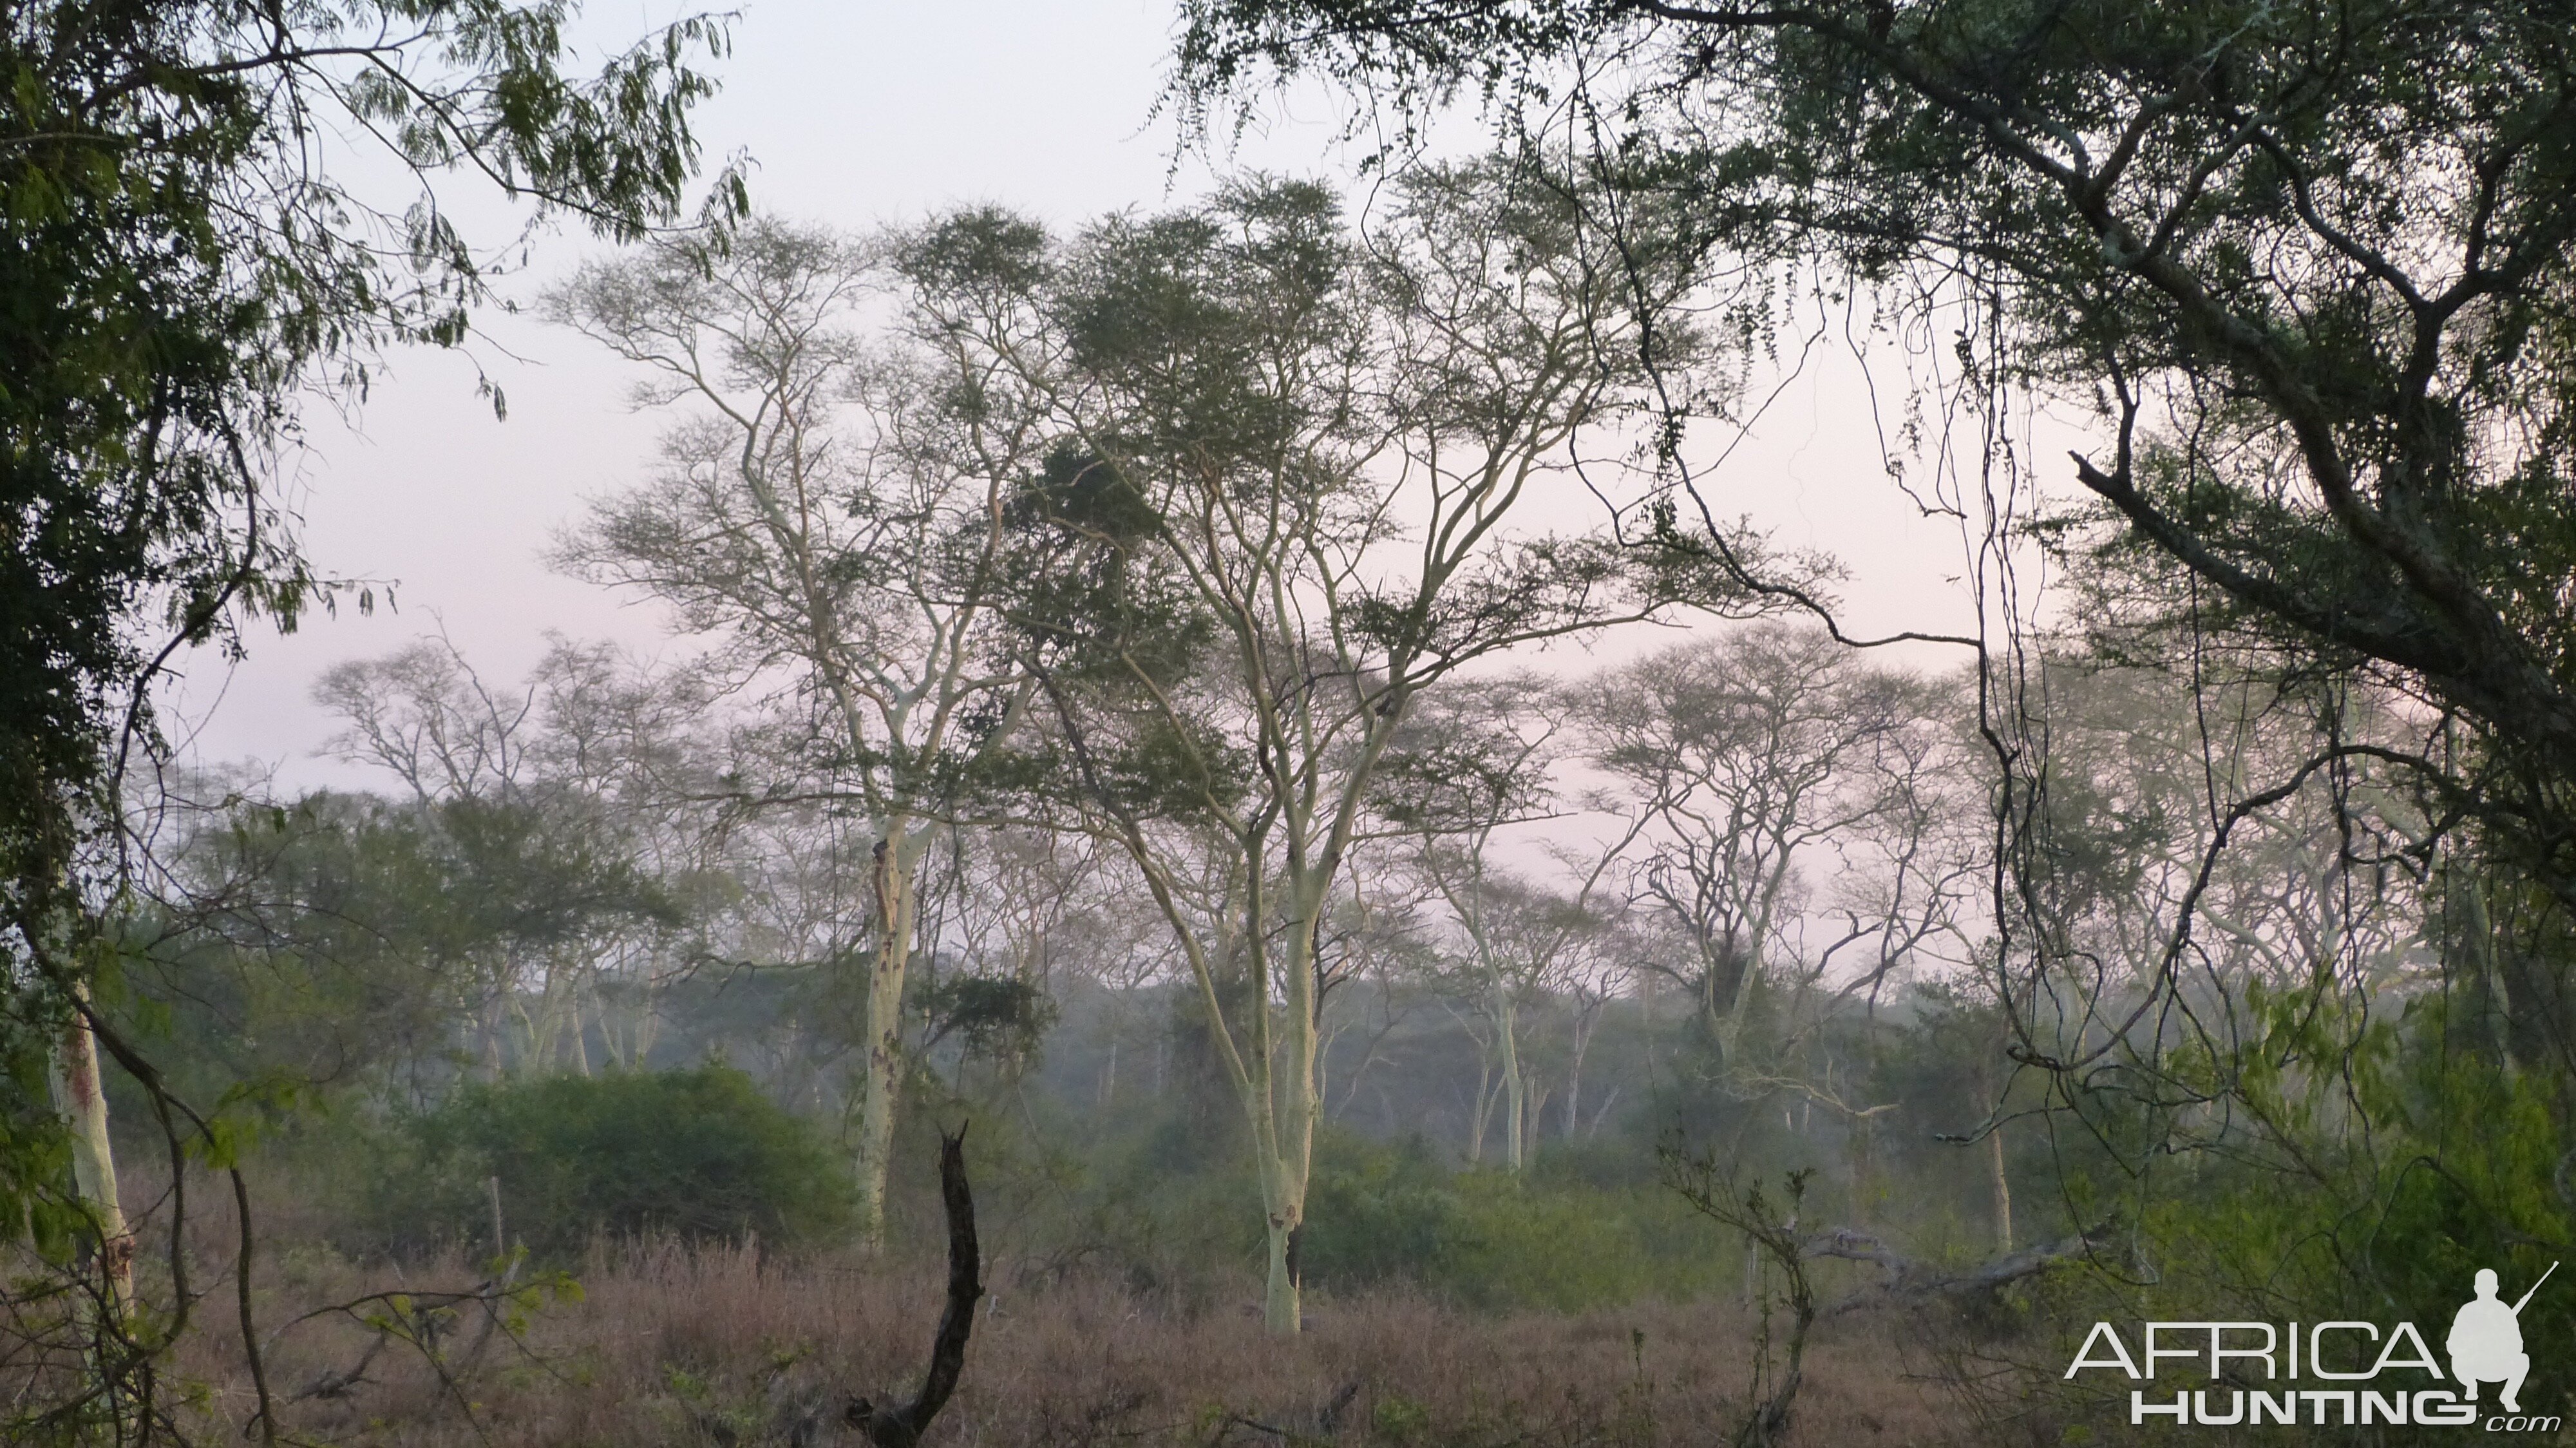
[{"left": 168, "top": 0, "right": 2025, "bottom": 791}]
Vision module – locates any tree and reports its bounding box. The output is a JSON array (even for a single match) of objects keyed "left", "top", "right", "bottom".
[
  {"left": 2003, "top": 658, "right": 2428, "bottom": 1188},
  {"left": 1578, "top": 626, "right": 1927, "bottom": 1070},
  {"left": 1176, "top": 0, "right": 2576, "bottom": 750},
  {"left": 1378, "top": 677, "right": 1629, "bottom": 1171},
  {"left": 153, "top": 741, "right": 692, "bottom": 1112},
  {"left": 305, "top": 636, "right": 704, "bottom": 1081},
  {"left": 917, "top": 158, "right": 1760, "bottom": 1333},
  {"left": 911, "top": 826, "right": 1106, "bottom": 1088},
  {"left": 1573, "top": 625, "right": 1980, "bottom": 1227},
  {"left": 1425, "top": 871, "right": 1625, "bottom": 1168},
  {"left": 514, "top": 636, "right": 741, "bottom": 1074},
  {"left": 1, "top": 3, "right": 730, "bottom": 1431},
  {"left": 5, "top": 1, "right": 735, "bottom": 902},
  {"left": 547, "top": 216, "right": 1042, "bottom": 1250},
  {"left": 1169, "top": 0, "right": 2576, "bottom": 1202}
]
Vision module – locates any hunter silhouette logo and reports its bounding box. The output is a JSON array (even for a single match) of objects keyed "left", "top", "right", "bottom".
[
  {"left": 2065, "top": 1259, "right": 2562, "bottom": 1428},
  {"left": 2451, "top": 1262, "right": 2554, "bottom": 1415}
]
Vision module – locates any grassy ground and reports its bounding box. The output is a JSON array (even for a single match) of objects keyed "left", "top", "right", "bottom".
[{"left": 155, "top": 1237, "right": 1981, "bottom": 1447}]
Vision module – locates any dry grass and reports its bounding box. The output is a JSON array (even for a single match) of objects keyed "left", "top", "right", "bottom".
[{"left": 147, "top": 1235, "right": 1978, "bottom": 1448}]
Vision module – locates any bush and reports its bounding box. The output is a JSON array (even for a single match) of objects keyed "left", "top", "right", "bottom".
[
  {"left": 376, "top": 1065, "right": 853, "bottom": 1259},
  {"left": 1300, "top": 1132, "right": 1465, "bottom": 1288},
  {"left": 1297, "top": 1127, "right": 1734, "bottom": 1310}
]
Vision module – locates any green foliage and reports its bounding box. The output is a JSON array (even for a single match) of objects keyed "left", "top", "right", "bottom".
[
  {"left": 891, "top": 1090, "right": 1737, "bottom": 1316},
  {"left": 1371, "top": 1395, "right": 1432, "bottom": 1443},
  {"left": 373, "top": 1067, "right": 853, "bottom": 1259},
  {"left": 990, "top": 443, "right": 1232, "bottom": 808},
  {"left": 1173, "top": 1, "right": 2576, "bottom": 718},
  {"left": 1166, "top": 17, "right": 2576, "bottom": 1392},
  {"left": 1298, "top": 1129, "right": 1728, "bottom": 1310},
  {"left": 0, "top": 13, "right": 734, "bottom": 1357},
  {"left": 1299, "top": 1134, "right": 1466, "bottom": 1286},
  {"left": 1, "top": 0, "right": 734, "bottom": 879},
  {"left": 126, "top": 788, "right": 683, "bottom": 1101},
  {"left": 0, "top": 980, "right": 81, "bottom": 1264},
  {"left": 1998, "top": 967, "right": 2576, "bottom": 1433},
  {"left": 913, "top": 973, "right": 1059, "bottom": 1067}
]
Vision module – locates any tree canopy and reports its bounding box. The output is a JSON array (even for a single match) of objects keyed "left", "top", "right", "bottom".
[
  {"left": 1166, "top": 0, "right": 2576, "bottom": 1375},
  {"left": 1173, "top": 0, "right": 2576, "bottom": 872},
  {"left": 3, "top": 0, "right": 736, "bottom": 910}
]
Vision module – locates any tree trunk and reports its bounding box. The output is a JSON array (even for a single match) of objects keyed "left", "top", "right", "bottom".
[
  {"left": 1849, "top": 1114, "right": 1874, "bottom": 1227},
  {"left": 848, "top": 1129, "right": 983, "bottom": 1448},
  {"left": 50, "top": 994, "right": 132, "bottom": 1314},
  {"left": 1564, "top": 1004, "right": 1598, "bottom": 1141},
  {"left": 482, "top": 993, "right": 507, "bottom": 1080},
  {"left": 569, "top": 992, "right": 592, "bottom": 1076},
  {"left": 1221, "top": 896, "right": 1325, "bottom": 1337},
  {"left": 1497, "top": 994, "right": 1524, "bottom": 1173},
  {"left": 1979, "top": 1048, "right": 2014, "bottom": 1253},
  {"left": 634, "top": 982, "right": 664, "bottom": 1065},
  {"left": 854, "top": 834, "right": 920, "bottom": 1253},
  {"left": 1262, "top": 1205, "right": 1303, "bottom": 1335},
  {"left": 1586, "top": 1085, "right": 1621, "bottom": 1139},
  {"left": 1987, "top": 1118, "right": 2013, "bottom": 1253},
  {"left": 1260, "top": 910, "right": 1320, "bottom": 1335},
  {"left": 1464, "top": 1063, "right": 1495, "bottom": 1163}
]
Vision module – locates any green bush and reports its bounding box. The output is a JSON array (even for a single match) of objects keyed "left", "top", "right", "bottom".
[
  {"left": 1297, "top": 1129, "right": 1729, "bottom": 1311},
  {"left": 377, "top": 1065, "right": 853, "bottom": 1259},
  {"left": 1300, "top": 1132, "right": 1465, "bottom": 1287},
  {"left": 1438, "top": 1173, "right": 1671, "bottom": 1311}
]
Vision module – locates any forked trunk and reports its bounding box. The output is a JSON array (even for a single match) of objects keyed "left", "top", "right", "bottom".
[
  {"left": 1262, "top": 1210, "right": 1303, "bottom": 1335},
  {"left": 1464, "top": 1062, "right": 1494, "bottom": 1163}
]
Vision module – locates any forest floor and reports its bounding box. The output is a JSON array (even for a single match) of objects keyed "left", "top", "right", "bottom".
[{"left": 159, "top": 1237, "right": 2037, "bottom": 1448}]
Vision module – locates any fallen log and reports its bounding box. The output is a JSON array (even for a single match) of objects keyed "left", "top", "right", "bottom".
[{"left": 1804, "top": 1219, "right": 2117, "bottom": 1316}]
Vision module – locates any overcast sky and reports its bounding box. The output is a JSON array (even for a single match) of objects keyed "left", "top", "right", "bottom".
[{"left": 169, "top": 0, "right": 2023, "bottom": 792}]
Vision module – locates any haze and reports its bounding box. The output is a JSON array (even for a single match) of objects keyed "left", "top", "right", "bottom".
[{"left": 167, "top": 0, "right": 1991, "bottom": 789}]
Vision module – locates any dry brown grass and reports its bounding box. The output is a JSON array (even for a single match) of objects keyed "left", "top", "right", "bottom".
[{"left": 147, "top": 1235, "right": 1980, "bottom": 1448}]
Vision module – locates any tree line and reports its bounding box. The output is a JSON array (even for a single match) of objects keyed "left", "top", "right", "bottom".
[{"left": 10, "top": 0, "right": 2576, "bottom": 1439}]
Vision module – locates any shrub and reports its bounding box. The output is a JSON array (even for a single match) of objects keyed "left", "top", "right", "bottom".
[
  {"left": 1438, "top": 1172, "right": 1665, "bottom": 1311},
  {"left": 1299, "top": 1132, "right": 1464, "bottom": 1288},
  {"left": 1296, "top": 1128, "right": 1733, "bottom": 1310},
  {"left": 377, "top": 1065, "right": 853, "bottom": 1259}
]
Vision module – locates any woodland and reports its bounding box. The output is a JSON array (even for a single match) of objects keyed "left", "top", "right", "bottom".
[{"left": 6, "top": 3, "right": 2576, "bottom": 1446}]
